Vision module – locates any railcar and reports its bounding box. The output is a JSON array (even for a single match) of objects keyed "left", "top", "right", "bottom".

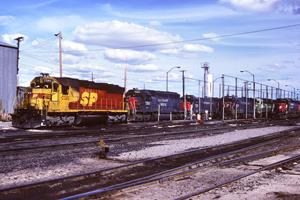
[
  {"left": 269, "top": 98, "right": 300, "bottom": 118},
  {"left": 126, "top": 88, "right": 181, "bottom": 121},
  {"left": 260, "top": 99, "right": 275, "bottom": 118},
  {"left": 13, "top": 74, "right": 127, "bottom": 128},
  {"left": 272, "top": 98, "right": 289, "bottom": 118},
  {"left": 183, "top": 95, "right": 219, "bottom": 119},
  {"left": 219, "top": 96, "right": 238, "bottom": 119}
]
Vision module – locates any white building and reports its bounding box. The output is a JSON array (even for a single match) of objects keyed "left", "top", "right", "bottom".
[{"left": 0, "top": 41, "right": 18, "bottom": 114}]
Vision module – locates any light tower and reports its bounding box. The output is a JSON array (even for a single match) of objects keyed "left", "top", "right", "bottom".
[{"left": 54, "top": 32, "right": 63, "bottom": 77}]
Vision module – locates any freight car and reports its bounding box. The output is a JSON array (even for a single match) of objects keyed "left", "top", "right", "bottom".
[
  {"left": 13, "top": 74, "right": 127, "bottom": 128},
  {"left": 126, "top": 88, "right": 182, "bottom": 121}
]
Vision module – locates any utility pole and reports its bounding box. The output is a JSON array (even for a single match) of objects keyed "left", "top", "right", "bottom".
[
  {"left": 91, "top": 72, "right": 94, "bottom": 82},
  {"left": 166, "top": 66, "right": 180, "bottom": 91},
  {"left": 180, "top": 70, "right": 186, "bottom": 119},
  {"left": 202, "top": 63, "right": 209, "bottom": 97},
  {"left": 55, "top": 32, "right": 63, "bottom": 77},
  {"left": 198, "top": 80, "right": 201, "bottom": 114},
  {"left": 222, "top": 75, "right": 225, "bottom": 121},
  {"left": 124, "top": 64, "right": 127, "bottom": 94},
  {"left": 14, "top": 36, "right": 24, "bottom": 75},
  {"left": 245, "top": 81, "right": 248, "bottom": 119},
  {"left": 240, "top": 70, "right": 255, "bottom": 119}
]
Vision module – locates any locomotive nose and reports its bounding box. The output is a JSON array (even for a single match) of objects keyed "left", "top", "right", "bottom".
[{"left": 128, "top": 97, "right": 137, "bottom": 110}]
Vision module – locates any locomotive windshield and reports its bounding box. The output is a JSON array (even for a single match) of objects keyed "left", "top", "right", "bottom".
[
  {"left": 30, "top": 78, "right": 52, "bottom": 89},
  {"left": 31, "top": 82, "right": 52, "bottom": 89}
]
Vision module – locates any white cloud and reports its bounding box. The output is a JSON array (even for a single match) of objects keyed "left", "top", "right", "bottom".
[
  {"left": 1, "top": 33, "right": 28, "bottom": 45},
  {"left": 219, "top": 0, "right": 300, "bottom": 14},
  {"left": 159, "top": 48, "right": 181, "bottom": 55},
  {"left": 220, "top": 0, "right": 280, "bottom": 12},
  {"left": 202, "top": 32, "right": 221, "bottom": 42},
  {"left": 279, "top": 0, "right": 300, "bottom": 14},
  {"left": 31, "top": 38, "right": 49, "bottom": 47},
  {"left": 31, "top": 40, "right": 39, "bottom": 46},
  {"left": 102, "top": 5, "right": 239, "bottom": 21},
  {"left": 18, "top": 0, "right": 59, "bottom": 10},
  {"left": 62, "top": 54, "right": 81, "bottom": 64},
  {"left": 116, "top": 63, "right": 160, "bottom": 72},
  {"left": 128, "top": 63, "right": 160, "bottom": 72},
  {"left": 149, "top": 20, "right": 162, "bottom": 26},
  {"left": 73, "top": 20, "right": 181, "bottom": 50},
  {"left": 160, "top": 43, "right": 214, "bottom": 55},
  {"left": 152, "top": 72, "right": 181, "bottom": 82},
  {"left": 104, "top": 48, "right": 156, "bottom": 64},
  {"left": 62, "top": 40, "right": 88, "bottom": 56},
  {"left": 183, "top": 44, "right": 214, "bottom": 53},
  {"left": 0, "top": 16, "right": 15, "bottom": 25},
  {"left": 36, "top": 15, "right": 84, "bottom": 32}
]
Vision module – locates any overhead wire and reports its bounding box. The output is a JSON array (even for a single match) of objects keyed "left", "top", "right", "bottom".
[{"left": 21, "top": 23, "right": 300, "bottom": 54}]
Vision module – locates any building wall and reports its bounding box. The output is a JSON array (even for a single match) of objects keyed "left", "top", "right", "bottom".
[{"left": 0, "top": 43, "right": 18, "bottom": 114}]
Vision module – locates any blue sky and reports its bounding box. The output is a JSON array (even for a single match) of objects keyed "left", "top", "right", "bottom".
[{"left": 0, "top": 0, "right": 300, "bottom": 96}]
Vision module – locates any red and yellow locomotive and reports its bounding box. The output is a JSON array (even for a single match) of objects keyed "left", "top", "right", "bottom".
[{"left": 13, "top": 74, "right": 127, "bottom": 128}]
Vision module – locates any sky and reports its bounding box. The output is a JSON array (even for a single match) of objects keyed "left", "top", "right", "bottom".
[{"left": 0, "top": 0, "right": 300, "bottom": 96}]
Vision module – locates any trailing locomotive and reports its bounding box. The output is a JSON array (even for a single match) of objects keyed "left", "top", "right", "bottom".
[
  {"left": 13, "top": 74, "right": 127, "bottom": 128},
  {"left": 182, "top": 95, "right": 299, "bottom": 120},
  {"left": 272, "top": 98, "right": 300, "bottom": 118},
  {"left": 126, "top": 88, "right": 182, "bottom": 121},
  {"left": 181, "top": 95, "right": 220, "bottom": 119}
]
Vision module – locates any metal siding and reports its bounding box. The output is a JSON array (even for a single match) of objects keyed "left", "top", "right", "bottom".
[{"left": 0, "top": 46, "right": 17, "bottom": 113}]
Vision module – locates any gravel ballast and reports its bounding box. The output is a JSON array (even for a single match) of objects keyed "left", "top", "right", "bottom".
[
  {"left": 0, "top": 157, "right": 122, "bottom": 190},
  {"left": 114, "top": 126, "right": 296, "bottom": 161}
]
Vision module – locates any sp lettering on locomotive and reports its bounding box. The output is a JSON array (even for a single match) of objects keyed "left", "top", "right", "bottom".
[{"left": 80, "top": 91, "right": 98, "bottom": 106}]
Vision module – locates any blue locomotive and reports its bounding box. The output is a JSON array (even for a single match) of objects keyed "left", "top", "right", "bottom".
[{"left": 126, "top": 89, "right": 182, "bottom": 121}]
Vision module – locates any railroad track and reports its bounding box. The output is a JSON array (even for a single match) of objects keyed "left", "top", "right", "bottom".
[
  {"left": 0, "top": 120, "right": 286, "bottom": 156},
  {"left": 0, "top": 119, "right": 228, "bottom": 143},
  {"left": 1, "top": 127, "right": 299, "bottom": 199},
  {"left": 175, "top": 154, "right": 300, "bottom": 200},
  {"left": 0, "top": 117, "right": 288, "bottom": 143},
  {"left": 63, "top": 129, "right": 300, "bottom": 200}
]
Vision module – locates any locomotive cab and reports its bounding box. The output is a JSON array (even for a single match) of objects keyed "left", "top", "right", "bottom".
[
  {"left": 13, "top": 73, "right": 58, "bottom": 128},
  {"left": 29, "top": 74, "right": 55, "bottom": 110}
]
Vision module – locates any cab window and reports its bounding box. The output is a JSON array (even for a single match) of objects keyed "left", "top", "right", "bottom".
[
  {"left": 53, "top": 83, "right": 58, "bottom": 92},
  {"left": 62, "top": 85, "right": 69, "bottom": 95}
]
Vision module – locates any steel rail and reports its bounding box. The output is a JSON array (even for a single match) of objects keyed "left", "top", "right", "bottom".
[
  {"left": 61, "top": 139, "right": 283, "bottom": 200},
  {"left": 56, "top": 128, "right": 300, "bottom": 199},
  {"left": 0, "top": 119, "right": 296, "bottom": 159},
  {"left": 175, "top": 154, "right": 300, "bottom": 200},
  {"left": 1, "top": 128, "right": 298, "bottom": 199},
  {"left": 0, "top": 122, "right": 262, "bottom": 155},
  {"left": 0, "top": 120, "right": 198, "bottom": 143},
  {"left": 61, "top": 130, "right": 299, "bottom": 200}
]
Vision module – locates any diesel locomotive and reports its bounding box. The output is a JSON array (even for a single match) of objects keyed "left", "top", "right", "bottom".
[
  {"left": 13, "top": 74, "right": 127, "bottom": 128},
  {"left": 126, "top": 88, "right": 182, "bottom": 121}
]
